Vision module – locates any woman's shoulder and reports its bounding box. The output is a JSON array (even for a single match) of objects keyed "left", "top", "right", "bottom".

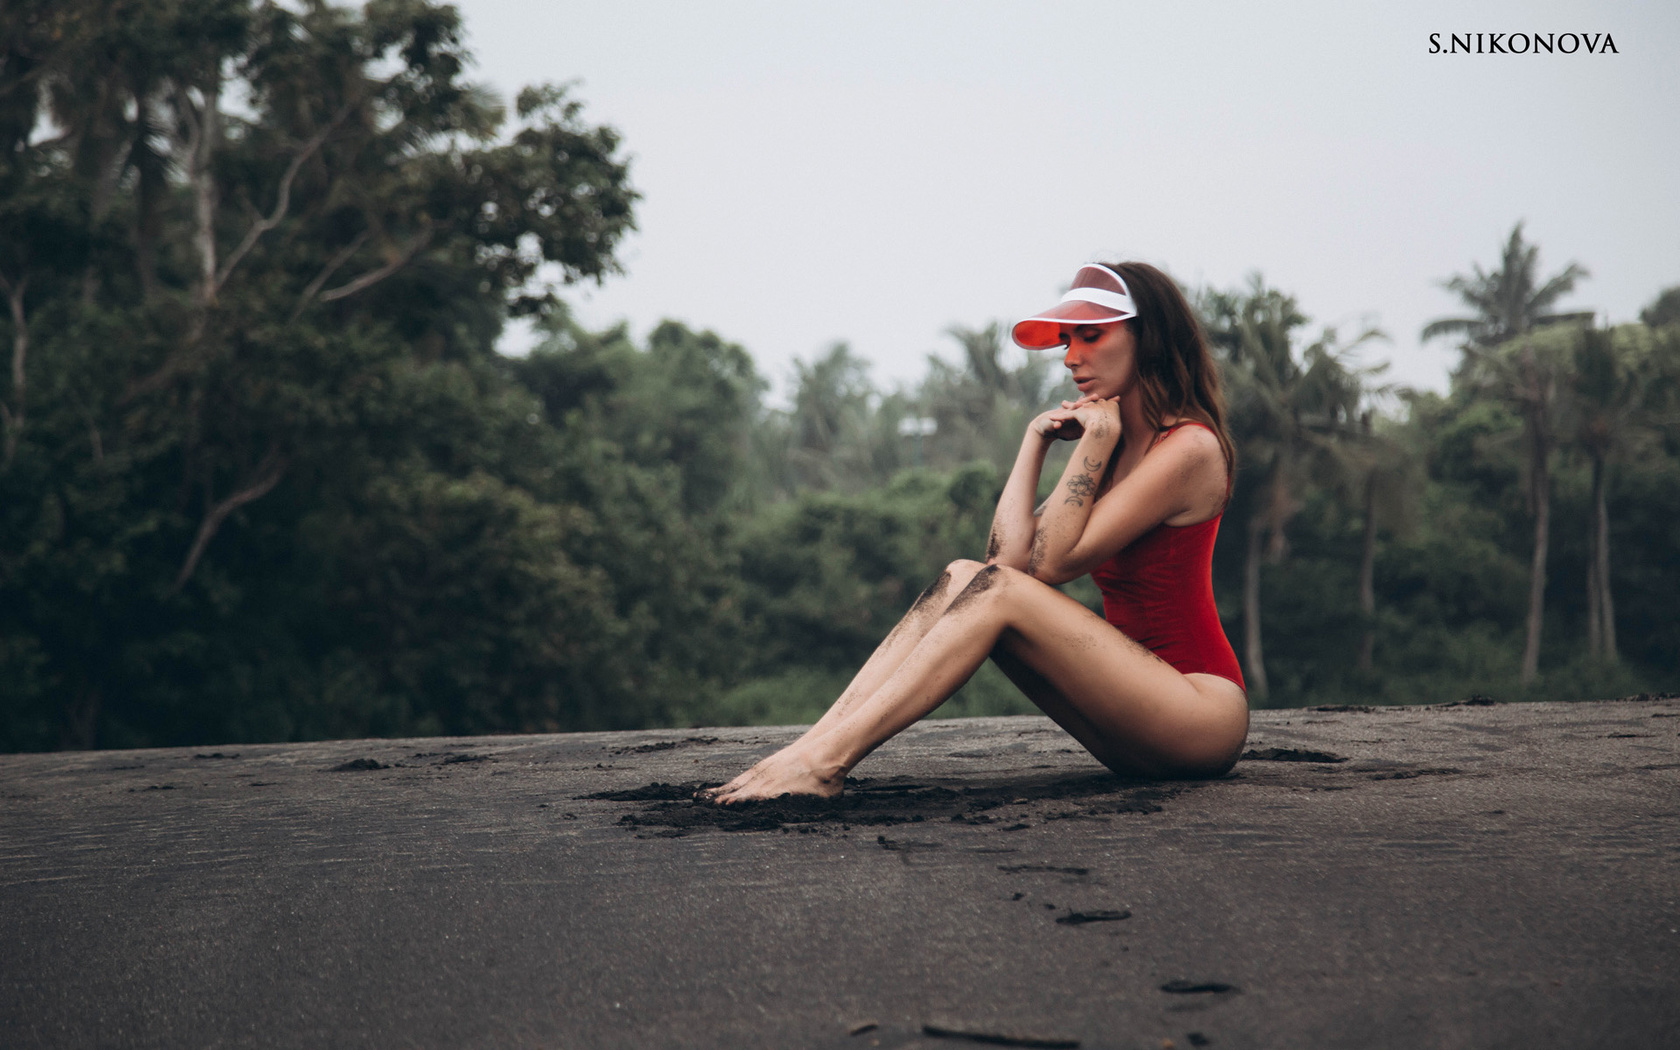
[
  {"left": 1149, "top": 419, "right": 1230, "bottom": 515},
  {"left": 1152, "top": 418, "right": 1223, "bottom": 459}
]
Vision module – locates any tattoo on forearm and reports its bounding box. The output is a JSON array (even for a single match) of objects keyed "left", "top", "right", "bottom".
[
  {"left": 1064, "top": 473, "right": 1096, "bottom": 506},
  {"left": 1082, "top": 456, "right": 1104, "bottom": 472}
]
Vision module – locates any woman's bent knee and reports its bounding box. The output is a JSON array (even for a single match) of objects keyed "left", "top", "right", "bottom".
[
  {"left": 942, "top": 559, "right": 986, "bottom": 593},
  {"left": 947, "top": 563, "right": 1018, "bottom": 615},
  {"left": 909, "top": 561, "right": 982, "bottom": 617},
  {"left": 934, "top": 561, "right": 1042, "bottom": 622}
]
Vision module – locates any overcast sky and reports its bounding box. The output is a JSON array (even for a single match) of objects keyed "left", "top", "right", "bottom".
[{"left": 452, "top": 0, "right": 1679, "bottom": 403}]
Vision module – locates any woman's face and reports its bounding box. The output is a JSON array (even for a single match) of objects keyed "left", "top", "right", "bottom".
[{"left": 1057, "top": 322, "right": 1136, "bottom": 400}]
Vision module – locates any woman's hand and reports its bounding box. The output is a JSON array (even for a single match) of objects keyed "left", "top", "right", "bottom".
[
  {"left": 1028, "top": 406, "right": 1081, "bottom": 442},
  {"left": 1029, "top": 396, "right": 1122, "bottom": 444},
  {"left": 1067, "top": 395, "right": 1122, "bottom": 445}
]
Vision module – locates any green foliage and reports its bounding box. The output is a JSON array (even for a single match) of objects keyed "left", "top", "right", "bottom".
[
  {"left": 1230, "top": 311, "right": 1680, "bottom": 707},
  {"left": 711, "top": 463, "right": 1045, "bottom": 727},
  {"left": 736, "top": 465, "right": 999, "bottom": 672},
  {"left": 0, "top": 0, "right": 687, "bottom": 750},
  {"left": 1638, "top": 286, "right": 1680, "bottom": 331},
  {"left": 919, "top": 323, "right": 1067, "bottom": 475}
]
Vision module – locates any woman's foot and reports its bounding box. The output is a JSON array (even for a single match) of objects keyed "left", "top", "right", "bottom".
[{"left": 698, "top": 742, "right": 848, "bottom": 804}]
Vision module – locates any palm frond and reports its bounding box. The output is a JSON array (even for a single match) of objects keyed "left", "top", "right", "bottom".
[
  {"left": 1530, "top": 263, "right": 1590, "bottom": 312},
  {"left": 1420, "top": 316, "right": 1483, "bottom": 343}
]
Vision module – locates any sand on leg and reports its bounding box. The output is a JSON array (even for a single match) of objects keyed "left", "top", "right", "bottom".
[
  {"left": 707, "top": 564, "right": 1248, "bottom": 803},
  {"left": 699, "top": 559, "right": 989, "bottom": 800}
]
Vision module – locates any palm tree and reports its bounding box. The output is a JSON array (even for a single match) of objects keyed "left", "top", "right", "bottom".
[
  {"left": 920, "top": 322, "right": 1060, "bottom": 473},
  {"left": 1422, "top": 222, "right": 1592, "bottom": 351},
  {"left": 1342, "top": 398, "right": 1423, "bottom": 674},
  {"left": 1204, "top": 277, "right": 1375, "bottom": 699},
  {"left": 786, "top": 342, "right": 878, "bottom": 491},
  {"left": 1423, "top": 223, "right": 1591, "bottom": 683},
  {"left": 1571, "top": 324, "right": 1662, "bottom": 662}
]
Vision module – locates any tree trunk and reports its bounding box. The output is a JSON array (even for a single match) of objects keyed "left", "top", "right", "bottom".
[
  {"left": 172, "top": 446, "right": 288, "bottom": 592},
  {"left": 1520, "top": 477, "right": 1549, "bottom": 684},
  {"left": 1244, "top": 514, "right": 1269, "bottom": 700},
  {"left": 81, "top": 123, "right": 133, "bottom": 305},
  {"left": 60, "top": 683, "right": 102, "bottom": 751},
  {"left": 1, "top": 273, "right": 26, "bottom": 468},
  {"left": 1592, "top": 455, "right": 1618, "bottom": 662},
  {"left": 134, "top": 97, "right": 167, "bottom": 301},
  {"left": 1519, "top": 347, "right": 1551, "bottom": 685},
  {"left": 185, "top": 80, "right": 222, "bottom": 308},
  {"left": 1586, "top": 455, "right": 1603, "bottom": 657},
  {"left": 1265, "top": 438, "right": 1292, "bottom": 562},
  {"left": 1357, "top": 467, "right": 1377, "bottom": 672}
]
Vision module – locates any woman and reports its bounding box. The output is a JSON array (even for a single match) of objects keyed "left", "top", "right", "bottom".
[{"left": 703, "top": 261, "right": 1247, "bottom": 804}]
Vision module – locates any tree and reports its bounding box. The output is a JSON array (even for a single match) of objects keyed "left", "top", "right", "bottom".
[
  {"left": 1421, "top": 222, "right": 1592, "bottom": 354},
  {"left": 621, "top": 321, "right": 766, "bottom": 516},
  {"left": 1345, "top": 403, "right": 1421, "bottom": 673},
  {"left": 0, "top": 0, "right": 654, "bottom": 749},
  {"left": 781, "top": 342, "right": 879, "bottom": 492},
  {"left": 1424, "top": 224, "right": 1591, "bottom": 683},
  {"left": 1639, "top": 286, "right": 1680, "bottom": 330},
  {"left": 1202, "top": 277, "right": 1375, "bottom": 699},
  {"left": 1570, "top": 324, "right": 1665, "bottom": 662},
  {"left": 919, "top": 322, "right": 1062, "bottom": 474}
]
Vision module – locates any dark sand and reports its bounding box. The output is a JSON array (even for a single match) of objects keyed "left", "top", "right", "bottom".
[{"left": 2, "top": 697, "right": 1677, "bottom": 1049}]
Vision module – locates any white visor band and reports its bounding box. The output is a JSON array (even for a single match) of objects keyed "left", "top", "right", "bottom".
[{"left": 1060, "top": 286, "right": 1135, "bottom": 315}]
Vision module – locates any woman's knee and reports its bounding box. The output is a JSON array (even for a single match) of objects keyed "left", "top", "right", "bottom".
[
  {"left": 946, "top": 562, "right": 1021, "bottom": 614},
  {"left": 916, "top": 560, "right": 1023, "bottom": 619},
  {"left": 909, "top": 560, "right": 979, "bottom": 616},
  {"left": 945, "top": 558, "right": 986, "bottom": 589}
]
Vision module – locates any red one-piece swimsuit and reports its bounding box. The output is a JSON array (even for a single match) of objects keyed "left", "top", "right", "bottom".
[{"left": 1087, "top": 421, "right": 1247, "bottom": 691}]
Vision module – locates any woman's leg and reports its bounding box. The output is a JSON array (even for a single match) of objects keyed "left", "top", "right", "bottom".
[
  {"left": 707, "top": 563, "right": 1248, "bottom": 803},
  {"left": 701, "top": 560, "right": 987, "bottom": 800},
  {"left": 801, "top": 560, "right": 988, "bottom": 735}
]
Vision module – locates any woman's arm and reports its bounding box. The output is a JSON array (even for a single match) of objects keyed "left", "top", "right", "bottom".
[
  {"left": 985, "top": 425, "right": 1053, "bottom": 569},
  {"left": 987, "top": 403, "right": 1095, "bottom": 567},
  {"left": 1027, "top": 399, "right": 1122, "bottom": 579},
  {"left": 1029, "top": 409, "right": 1224, "bottom": 585}
]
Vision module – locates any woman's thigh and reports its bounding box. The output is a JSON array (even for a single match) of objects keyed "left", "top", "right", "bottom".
[{"left": 985, "top": 578, "right": 1248, "bottom": 777}]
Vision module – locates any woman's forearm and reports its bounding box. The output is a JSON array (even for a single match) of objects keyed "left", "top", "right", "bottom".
[
  {"left": 1029, "top": 427, "right": 1120, "bottom": 580},
  {"left": 985, "top": 431, "right": 1050, "bottom": 569}
]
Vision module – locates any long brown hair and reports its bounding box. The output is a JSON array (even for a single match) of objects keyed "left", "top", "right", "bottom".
[{"left": 1106, "top": 261, "right": 1236, "bottom": 481}]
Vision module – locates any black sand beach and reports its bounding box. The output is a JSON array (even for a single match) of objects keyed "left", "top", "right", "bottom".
[{"left": 3, "top": 697, "right": 1677, "bottom": 1048}]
